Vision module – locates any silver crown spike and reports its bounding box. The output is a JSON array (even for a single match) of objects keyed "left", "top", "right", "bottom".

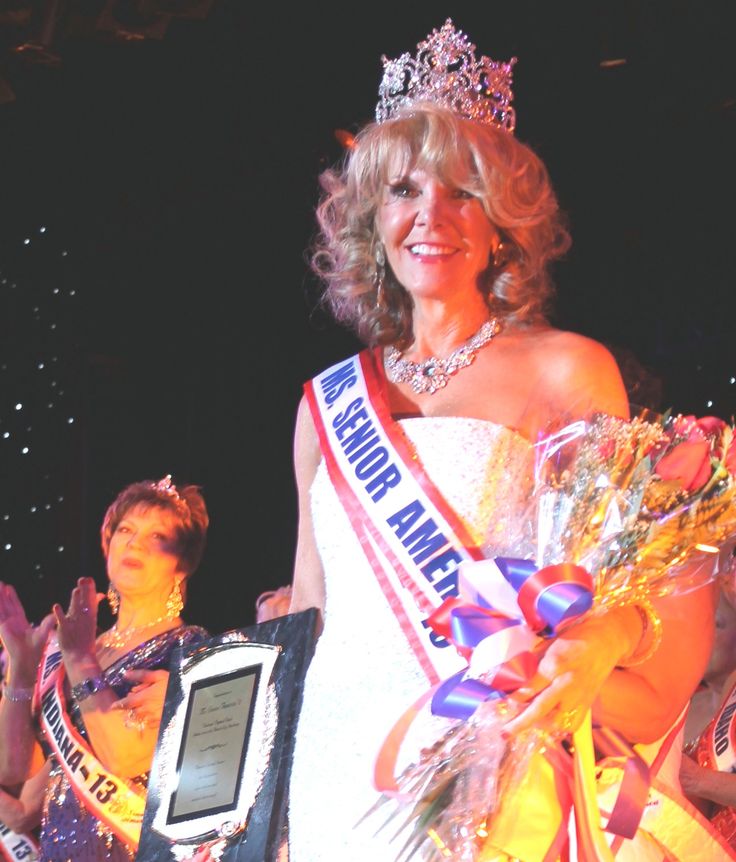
[
  {"left": 375, "top": 19, "right": 516, "bottom": 132},
  {"left": 151, "top": 474, "right": 180, "bottom": 498}
]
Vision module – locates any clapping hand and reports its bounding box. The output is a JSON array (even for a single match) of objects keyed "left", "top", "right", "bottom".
[
  {"left": 0, "top": 582, "right": 56, "bottom": 686},
  {"left": 53, "top": 578, "right": 103, "bottom": 664}
]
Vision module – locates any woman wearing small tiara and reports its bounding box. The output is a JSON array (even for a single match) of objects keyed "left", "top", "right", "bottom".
[
  {"left": 0, "top": 476, "right": 209, "bottom": 861},
  {"left": 286, "top": 19, "right": 732, "bottom": 862}
]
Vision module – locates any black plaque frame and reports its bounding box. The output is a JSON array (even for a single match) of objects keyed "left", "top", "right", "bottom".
[{"left": 135, "top": 608, "right": 318, "bottom": 862}]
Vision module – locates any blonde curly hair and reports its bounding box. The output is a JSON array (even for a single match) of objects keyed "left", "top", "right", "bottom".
[{"left": 311, "top": 102, "right": 571, "bottom": 347}]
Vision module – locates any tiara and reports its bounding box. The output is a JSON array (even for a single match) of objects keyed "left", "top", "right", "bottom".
[
  {"left": 151, "top": 474, "right": 182, "bottom": 501},
  {"left": 375, "top": 19, "right": 516, "bottom": 132}
]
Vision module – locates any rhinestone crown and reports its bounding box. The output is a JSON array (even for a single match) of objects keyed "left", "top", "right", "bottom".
[
  {"left": 375, "top": 19, "right": 516, "bottom": 132},
  {"left": 151, "top": 474, "right": 191, "bottom": 514},
  {"left": 152, "top": 473, "right": 188, "bottom": 503},
  {"left": 151, "top": 474, "right": 178, "bottom": 497}
]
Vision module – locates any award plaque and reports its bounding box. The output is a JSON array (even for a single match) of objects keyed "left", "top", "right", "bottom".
[{"left": 135, "top": 608, "right": 318, "bottom": 862}]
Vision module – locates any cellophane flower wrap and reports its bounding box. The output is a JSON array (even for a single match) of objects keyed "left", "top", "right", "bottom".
[{"left": 368, "top": 410, "right": 736, "bottom": 861}]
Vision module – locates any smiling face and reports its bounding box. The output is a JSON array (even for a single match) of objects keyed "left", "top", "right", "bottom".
[
  {"left": 106, "top": 504, "right": 184, "bottom": 606},
  {"left": 376, "top": 166, "right": 498, "bottom": 302}
]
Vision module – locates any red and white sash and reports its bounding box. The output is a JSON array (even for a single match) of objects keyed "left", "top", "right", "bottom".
[
  {"left": 0, "top": 822, "right": 39, "bottom": 862},
  {"left": 306, "top": 349, "right": 486, "bottom": 685},
  {"left": 34, "top": 635, "right": 145, "bottom": 850}
]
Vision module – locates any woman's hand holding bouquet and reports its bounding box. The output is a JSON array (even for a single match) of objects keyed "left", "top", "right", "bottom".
[{"left": 371, "top": 410, "right": 736, "bottom": 861}]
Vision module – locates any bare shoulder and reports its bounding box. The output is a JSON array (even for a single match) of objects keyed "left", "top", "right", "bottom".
[
  {"left": 527, "top": 327, "right": 617, "bottom": 365},
  {"left": 521, "top": 327, "right": 629, "bottom": 420},
  {"left": 294, "top": 392, "right": 316, "bottom": 440}
]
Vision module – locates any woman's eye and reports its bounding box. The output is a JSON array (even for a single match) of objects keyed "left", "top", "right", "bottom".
[{"left": 387, "top": 182, "right": 416, "bottom": 198}]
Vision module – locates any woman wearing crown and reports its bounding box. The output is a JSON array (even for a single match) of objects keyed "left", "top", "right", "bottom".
[
  {"left": 0, "top": 477, "right": 209, "bottom": 861},
  {"left": 286, "top": 19, "right": 735, "bottom": 862}
]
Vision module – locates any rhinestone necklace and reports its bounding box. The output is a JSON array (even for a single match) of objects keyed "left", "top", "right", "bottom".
[
  {"left": 385, "top": 317, "right": 502, "bottom": 395},
  {"left": 97, "top": 612, "right": 178, "bottom": 650}
]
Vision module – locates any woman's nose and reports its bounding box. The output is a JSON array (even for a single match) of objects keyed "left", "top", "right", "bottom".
[
  {"left": 126, "top": 531, "right": 143, "bottom": 548},
  {"left": 415, "top": 190, "right": 446, "bottom": 227}
]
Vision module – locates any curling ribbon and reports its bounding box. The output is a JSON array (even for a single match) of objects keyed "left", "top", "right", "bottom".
[
  {"left": 571, "top": 711, "right": 617, "bottom": 861},
  {"left": 426, "top": 557, "right": 593, "bottom": 720}
]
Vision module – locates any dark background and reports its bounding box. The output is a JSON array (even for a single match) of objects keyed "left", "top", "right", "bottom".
[{"left": 0, "top": 0, "right": 734, "bottom": 634}]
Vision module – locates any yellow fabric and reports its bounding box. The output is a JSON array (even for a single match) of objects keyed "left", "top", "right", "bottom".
[
  {"left": 571, "top": 713, "right": 616, "bottom": 861},
  {"left": 479, "top": 710, "right": 736, "bottom": 862},
  {"left": 480, "top": 744, "right": 565, "bottom": 862}
]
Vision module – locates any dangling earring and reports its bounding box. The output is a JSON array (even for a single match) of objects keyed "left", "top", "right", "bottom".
[
  {"left": 166, "top": 580, "right": 184, "bottom": 618},
  {"left": 492, "top": 241, "right": 514, "bottom": 270},
  {"left": 374, "top": 244, "right": 386, "bottom": 309},
  {"left": 107, "top": 585, "right": 120, "bottom": 616}
]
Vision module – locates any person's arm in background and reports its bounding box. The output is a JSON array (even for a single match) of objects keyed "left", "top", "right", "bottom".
[
  {"left": 0, "top": 584, "right": 56, "bottom": 786},
  {"left": 680, "top": 666, "right": 736, "bottom": 811},
  {"left": 680, "top": 753, "right": 736, "bottom": 811},
  {"left": 256, "top": 586, "right": 293, "bottom": 623},
  {"left": 0, "top": 759, "right": 50, "bottom": 833}
]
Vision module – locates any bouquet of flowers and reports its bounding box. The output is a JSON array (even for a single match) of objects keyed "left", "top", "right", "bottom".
[{"left": 368, "top": 410, "right": 736, "bottom": 862}]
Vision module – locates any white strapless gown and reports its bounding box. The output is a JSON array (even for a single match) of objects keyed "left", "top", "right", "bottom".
[{"left": 287, "top": 417, "right": 533, "bottom": 862}]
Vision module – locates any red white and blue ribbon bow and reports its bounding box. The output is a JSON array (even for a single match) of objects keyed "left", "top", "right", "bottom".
[{"left": 426, "top": 556, "right": 593, "bottom": 720}]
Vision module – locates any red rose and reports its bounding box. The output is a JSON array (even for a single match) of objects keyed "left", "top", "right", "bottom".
[
  {"left": 726, "top": 434, "right": 736, "bottom": 475},
  {"left": 654, "top": 439, "right": 713, "bottom": 491},
  {"left": 672, "top": 414, "right": 726, "bottom": 441}
]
